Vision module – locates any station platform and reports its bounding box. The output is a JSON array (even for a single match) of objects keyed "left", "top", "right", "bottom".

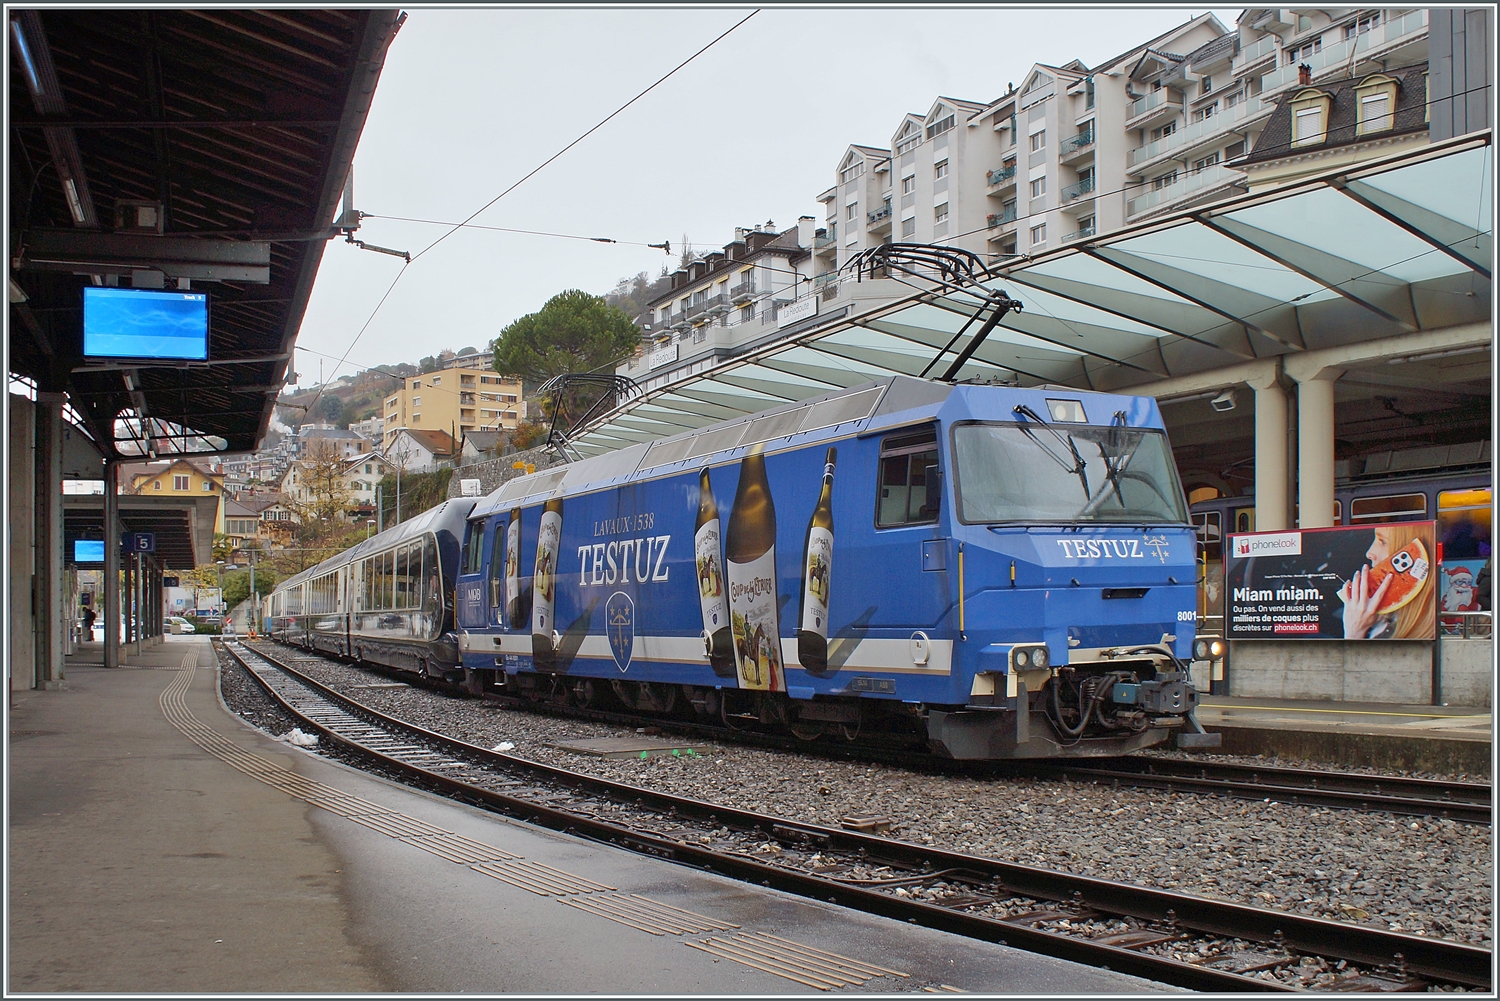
[
  {"left": 9, "top": 636, "right": 1168, "bottom": 994},
  {"left": 1194, "top": 695, "right": 1492, "bottom": 776}
]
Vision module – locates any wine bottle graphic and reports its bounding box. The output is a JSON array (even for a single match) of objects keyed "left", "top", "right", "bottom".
[
  {"left": 531, "top": 496, "right": 563, "bottom": 664},
  {"left": 694, "top": 466, "right": 735, "bottom": 677},
  {"left": 798, "top": 447, "right": 837, "bottom": 672},
  {"left": 725, "top": 445, "right": 782, "bottom": 692},
  {"left": 505, "top": 507, "right": 523, "bottom": 629}
]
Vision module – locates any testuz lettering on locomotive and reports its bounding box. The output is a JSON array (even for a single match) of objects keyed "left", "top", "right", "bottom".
[{"left": 457, "top": 376, "right": 1220, "bottom": 758}]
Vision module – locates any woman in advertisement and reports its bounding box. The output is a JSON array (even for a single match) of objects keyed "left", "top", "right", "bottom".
[{"left": 1339, "top": 524, "right": 1436, "bottom": 639}]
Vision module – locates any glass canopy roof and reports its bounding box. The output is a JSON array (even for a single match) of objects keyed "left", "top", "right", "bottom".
[{"left": 571, "top": 135, "right": 1491, "bottom": 458}]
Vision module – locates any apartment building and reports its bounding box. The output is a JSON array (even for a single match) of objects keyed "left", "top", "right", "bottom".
[
  {"left": 348, "top": 415, "right": 384, "bottom": 442},
  {"left": 623, "top": 220, "right": 819, "bottom": 392},
  {"left": 382, "top": 357, "right": 524, "bottom": 451}
]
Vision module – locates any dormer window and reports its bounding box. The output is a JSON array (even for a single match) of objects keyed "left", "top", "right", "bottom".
[
  {"left": 1290, "top": 88, "right": 1331, "bottom": 147},
  {"left": 1356, "top": 74, "right": 1398, "bottom": 135},
  {"left": 925, "top": 113, "right": 955, "bottom": 139}
]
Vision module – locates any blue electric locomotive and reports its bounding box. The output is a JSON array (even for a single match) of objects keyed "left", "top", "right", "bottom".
[{"left": 457, "top": 376, "right": 1220, "bottom": 758}]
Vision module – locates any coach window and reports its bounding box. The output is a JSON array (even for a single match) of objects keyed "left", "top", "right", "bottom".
[
  {"left": 877, "top": 426, "right": 940, "bottom": 527},
  {"left": 424, "top": 537, "right": 442, "bottom": 615},
  {"left": 487, "top": 522, "right": 506, "bottom": 615},
  {"left": 1438, "top": 488, "right": 1492, "bottom": 562},
  {"left": 382, "top": 550, "right": 395, "bottom": 609},
  {"left": 1350, "top": 493, "right": 1426, "bottom": 523}
]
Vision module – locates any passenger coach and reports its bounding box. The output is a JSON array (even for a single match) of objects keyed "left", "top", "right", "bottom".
[{"left": 266, "top": 499, "right": 475, "bottom": 680}]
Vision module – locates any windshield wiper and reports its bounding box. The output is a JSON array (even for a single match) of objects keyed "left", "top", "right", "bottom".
[{"left": 1013, "top": 404, "right": 1090, "bottom": 499}]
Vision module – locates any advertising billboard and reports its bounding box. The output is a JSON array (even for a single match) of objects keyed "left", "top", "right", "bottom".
[{"left": 1226, "top": 522, "right": 1437, "bottom": 641}]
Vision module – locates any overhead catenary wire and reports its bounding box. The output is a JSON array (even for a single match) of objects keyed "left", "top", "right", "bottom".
[{"left": 301, "top": 9, "right": 761, "bottom": 420}]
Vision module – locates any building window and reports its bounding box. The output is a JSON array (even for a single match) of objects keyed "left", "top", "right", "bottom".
[
  {"left": 934, "top": 159, "right": 948, "bottom": 179},
  {"left": 846, "top": 203, "right": 857, "bottom": 220},
  {"left": 901, "top": 217, "right": 917, "bottom": 238},
  {"left": 1286, "top": 39, "right": 1322, "bottom": 64},
  {"left": 431, "top": 376, "right": 440, "bottom": 385},
  {"left": 840, "top": 161, "right": 865, "bottom": 183},
  {"left": 1153, "top": 170, "right": 1179, "bottom": 190},
  {"left": 1225, "top": 140, "right": 1246, "bottom": 159},
  {"left": 1292, "top": 99, "right": 1328, "bottom": 146},
  {"left": 895, "top": 133, "right": 920, "bottom": 156},
  {"left": 1154, "top": 120, "right": 1177, "bottom": 140},
  {"left": 1193, "top": 151, "right": 1220, "bottom": 171},
  {"left": 1029, "top": 223, "right": 1046, "bottom": 245},
  {"left": 1224, "top": 90, "right": 1243, "bottom": 108},
  {"left": 740, "top": 305, "right": 754, "bottom": 322},
  {"left": 925, "top": 114, "right": 954, "bottom": 139},
  {"left": 203, "top": 480, "right": 212, "bottom": 491},
  {"left": 412, "top": 396, "right": 421, "bottom": 406},
  {"left": 1201, "top": 75, "right": 1213, "bottom": 95},
  {"left": 1357, "top": 76, "right": 1398, "bottom": 134},
  {"left": 934, "top": 202, "right": 949, "bottom": 223},
  {"left": 1029, "top": 177, "right": 1046, "bottom": 198},
  {"left": 901, "top": 175, "right": 915, "bottom": 194},
  {"left": 174, "top": 475, "right": 190, "bottom": 490},
  {"left": 153, "top": 480, "right": 161, "bottom": 490},
  {"left": 1193, "top": 102, "right": 1218, "bottom": 122},
  {"left": 1029, "top": 130, "right": 1046, "bottom": 152},
  {"left": 1344, "top": 12, "right": 1381, "bottom": 38}
]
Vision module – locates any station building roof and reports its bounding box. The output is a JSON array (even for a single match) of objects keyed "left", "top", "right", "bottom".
[
  {"left": 8, "top": 10, "right": 404, "bottom": 460},
  {"left": 570, "top": 133, "right": 1492, "bottom": 459}
]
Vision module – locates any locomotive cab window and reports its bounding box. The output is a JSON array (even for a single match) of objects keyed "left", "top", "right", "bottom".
[
  {"left": 462, "top": 519, "right": 485, "bottom": 576},
  {"left": 877, "top": 426, "right": 940, "bottom": 527}
]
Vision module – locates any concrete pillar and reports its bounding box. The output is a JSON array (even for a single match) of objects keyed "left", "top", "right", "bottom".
[
  {"left": 1248, "top": 370, "right": 1290, "bottom": 532},
  {"left": 1296, "top": 373, "right": 1339, "bottom": 529},
  {"left": 9, "top": 396, "right": 37, "bottom": 690},
  {"left": 35, "top": 392, "right": 65, "bottom": 685},
  {"left": 103, "top": 461, "right": 121, "bottom": 669}
]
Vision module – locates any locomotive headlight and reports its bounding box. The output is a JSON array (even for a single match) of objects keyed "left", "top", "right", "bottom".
[
  {"left": 1194, "top": 638, "right": 1210, "bottom": 660},
  {"left": 1031, "top": 645, "right": 1049, "bottom": 669},
  {"left": 1210, "top": 639, "right": 1225, "bottom": 659},
  {"left": 1014, "top": 648, "right": 1031, "bottom": 669},
  {"left": 1194, "top": 638, "right": 1226, "bottom": 661}
]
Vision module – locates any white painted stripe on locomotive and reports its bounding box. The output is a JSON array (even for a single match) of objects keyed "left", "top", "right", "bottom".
[{"left": 460, "top": 632, "right": 952, "bottom": 675}]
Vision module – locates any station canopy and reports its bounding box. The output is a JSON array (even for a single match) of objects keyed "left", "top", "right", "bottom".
[
  {"left": 8, "top": 10, "right": 403, "bottom": 459},
  {"left": 570, "top": 133, "right": 1491, "bottom": 458}
]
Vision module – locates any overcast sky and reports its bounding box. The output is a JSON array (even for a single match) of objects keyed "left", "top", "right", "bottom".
[{"left": 290, "top": 5, "right": 1243, "bottom": 389}]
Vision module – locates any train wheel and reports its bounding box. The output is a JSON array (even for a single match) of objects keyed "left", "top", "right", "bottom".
[{"left": 570, "top": 678, "right": 596, "bottom": 709}]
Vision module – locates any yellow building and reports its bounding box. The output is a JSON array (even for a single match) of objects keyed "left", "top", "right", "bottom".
[
  {"left": 124, "top": 458, "right": 226, "bottom": 532},
  {"left": 383, "top": 355, "right": 524, "bottom": 451}
]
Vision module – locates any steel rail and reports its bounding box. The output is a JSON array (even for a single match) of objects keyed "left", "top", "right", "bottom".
[
  {"left": 1042, "top": 758, "right": 1492, "bottom": 825},
  {"left": 220, "top": 641, "right": 1491, "bottom": 991}
]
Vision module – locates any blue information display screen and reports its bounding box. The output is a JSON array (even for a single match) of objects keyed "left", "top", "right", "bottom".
[
  {"left": 83, "top": 287, "right": 209, "bottom": 360},
  {"left": 74, "top": 539, "right": 104, "bottom": 563}
]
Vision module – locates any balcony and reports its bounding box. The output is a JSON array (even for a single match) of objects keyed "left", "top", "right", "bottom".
[
  {"left": 669, "top": 311, "right": 691, "bottom": 330},
  {"left": 986, "top": 205, "right": 1018, "bottom": 229},
  {"left": 1125, "top": 89, "right": 1182, "bottom": 130},
  {"left": 1127, "top": 162, "right": 1241, "bottom": 218},
  {"left": 1234, "top": 32, "right": 1279, "bottom": 74},
  {"left": 986, "top": 164, "right": 1017, "bottom": 188},
  {"left": 1060, "top": 223, "right": 1096, "bottom": 244},
  {"left": 1258, "top": 9, "right": 1427, "bottom": 98},
  {"left": 814, "top": 235, "right": 837, "bottom": 257},
  {"left": 459, "top": 392, "right": 476, "bottom": 405},
  {"left": 1058, "top": 128, "right": 1096, "bottom": 162},
  {"left": 867, "top": 203, "right": 892, "bottom": 230},
  {"left": 730, "top": 280, "right": 755, "bottom": 304},
  {"left": 1060, "top": 175, "right": 1096, "bottom": 201},
  {"left": 1127, "top": 96, "right": 1268, "bottom": 169},
  {"left": 703, "top": 293, "right": 729, "bottom": 316}
]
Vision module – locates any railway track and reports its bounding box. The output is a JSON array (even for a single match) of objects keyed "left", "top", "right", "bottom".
[
  {"left": 220, "top": 640, "right": 1490, "bottom": 993},
  {"left": 268, "top": 636, "right": 1490, "bottom": 828},
  {"left": 1046, "top": 757, "right": 1492, "bottom": 826}
]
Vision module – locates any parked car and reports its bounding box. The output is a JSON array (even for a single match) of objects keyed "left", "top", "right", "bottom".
[{"left": 166, "top": 616, "right": 197, "bottom": 635}]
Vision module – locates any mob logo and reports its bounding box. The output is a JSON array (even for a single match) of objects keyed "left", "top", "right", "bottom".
[{"left": 606, "top": 591, "right": 634, "bottom": 672}]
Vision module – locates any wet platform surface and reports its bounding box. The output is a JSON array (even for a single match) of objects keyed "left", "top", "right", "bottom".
[{"left": 11, "top": 637, "right": 1173, "bottom": 994}]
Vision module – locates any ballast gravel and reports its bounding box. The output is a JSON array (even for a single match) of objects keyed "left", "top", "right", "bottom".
[{"left": 219, "top": 646, "right": 1494, "bottom": 948}]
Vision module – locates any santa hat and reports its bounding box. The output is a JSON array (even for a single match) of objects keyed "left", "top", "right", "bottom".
[{"left": 1445, "top": 566, "right": 1475, "bottom": 583}]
